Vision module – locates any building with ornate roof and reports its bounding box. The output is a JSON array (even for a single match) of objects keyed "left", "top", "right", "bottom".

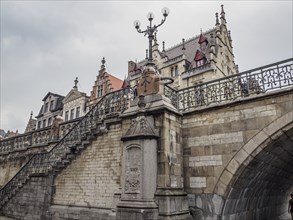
[
  {"left": 62, "top": 77, "right": 89, "bottom": 122},
  {"left": 35, "top": 92, "right": 64, "bottom": 130},
  {"left": 128, "top": 5, "right": 238, "bottom": 89},
  {"left": 88, "top": 57, "right": 124, "bottom": 109}
]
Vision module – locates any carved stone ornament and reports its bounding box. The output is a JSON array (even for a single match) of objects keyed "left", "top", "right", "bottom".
[
  {"left": 123, "top": 116, "right": 158, "bottom": 140},
  {"left": 125, "top": 146, "right": 141, "bottom": 193},
  {"left": 137, "top": 66, "right": 160, "bottom": 96}
]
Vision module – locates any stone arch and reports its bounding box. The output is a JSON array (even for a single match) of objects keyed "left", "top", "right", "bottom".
[{"left": 214, "top": 110, "right": 293, "bottom": 219}]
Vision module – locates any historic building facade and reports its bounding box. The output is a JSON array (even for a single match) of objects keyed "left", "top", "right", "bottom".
[
  {"left": 1, "top": 5, "right": 292, "bottom": 220},
  {"left": 62, "top": 77, "right": 89, "bottom": 122},
  {"left": 88, "top": 57, "right": 124, "bottom": 109},
  {"left": 35, "top": 92, "right": 64, "bottom": 130},
  {"left": 128, "top": 5, "right": 237, "bottom": 89}
]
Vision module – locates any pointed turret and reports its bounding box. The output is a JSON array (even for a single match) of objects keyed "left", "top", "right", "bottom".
[
  {"left": 220, "top": 4, "right": 226, "bottom": 25},
  {"left": 24, "top": 111, "right": 37, "bottom": 133}
]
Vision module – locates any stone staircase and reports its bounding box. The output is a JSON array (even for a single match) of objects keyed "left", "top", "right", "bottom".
[{"left": 0, "top": 88, "right": 131, "bottom": 211}]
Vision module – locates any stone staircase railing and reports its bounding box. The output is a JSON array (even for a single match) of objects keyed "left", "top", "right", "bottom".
[
  {"left": 165, "top": 58, "right": 293, "bottom": 112},
  {"left": 0, "top": 87, "right": 131, "bottom": 210}
]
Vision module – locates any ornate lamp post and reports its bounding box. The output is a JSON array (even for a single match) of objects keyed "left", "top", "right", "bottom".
[{"left": 134, "top": 7, "right": 170, "bottom": 66}]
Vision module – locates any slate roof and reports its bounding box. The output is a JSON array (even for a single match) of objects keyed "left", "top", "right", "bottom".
[{"left": 138, "top": 28, "right": 217, "bottom": 70}]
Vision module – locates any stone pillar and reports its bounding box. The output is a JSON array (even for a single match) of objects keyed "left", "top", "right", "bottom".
[
  {"left": 117, "top": 64, "right": 191, "bottom": 219},
  {"left": 117, "top": 114, "right": 159, "bottom": 219}
]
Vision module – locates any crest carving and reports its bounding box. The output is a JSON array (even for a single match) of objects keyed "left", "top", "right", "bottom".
[{"left": 125, "top": 146, "right": 141, "bottom": 193}]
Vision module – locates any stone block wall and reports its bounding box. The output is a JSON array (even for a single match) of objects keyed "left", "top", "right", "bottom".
[
  {"left": 52, "top": 121, "right": 122, "bottom": 214},
  {"left": 0, "top": 144, "right": 53, "bottom": 188},
  {"left": 1, "top": 175, "right": 54, "bottom": 220},
  {"left": 182, "top": 90, "right": 293, "bottom": 219},
  {"left": 156, "top": 111, "right": 183, "bottom": 189}
]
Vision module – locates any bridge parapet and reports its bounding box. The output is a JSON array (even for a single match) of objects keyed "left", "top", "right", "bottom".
[{"left": 165, "top": 58, "right": 293, "bottom": 112}]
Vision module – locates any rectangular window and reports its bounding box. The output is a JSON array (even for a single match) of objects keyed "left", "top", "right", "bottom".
[
  {"left": 42, "top": 119, "right": 46, "bottom": 128},
  {"left": 49, "top": 100, "right": 54, "bottom": 111},
  {"left": 76, "top": 107, "right": 80, "bottom": 118},
  {"left": 70, "top": 109, "right": 74, "bottom": 120},
  {"left": 97, "top": 85, "right": 103, "bottom": 97},
  {"left": 44, "top": 103, "right": 49, "bottom": 113},
  {"left": 37, "top": 121, "right": 41, "bottom": 129},
  {"left": 65, "top": 111, "right": 69, "bottom": 121},
  {"left": 48, "top": 117, "right": 52, "bottom": 126},
  {"left": 196, "top": 59, "right": 205, "bottom": 67}
]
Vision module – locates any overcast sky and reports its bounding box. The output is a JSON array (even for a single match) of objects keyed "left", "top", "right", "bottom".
[{"left": 1, "top": 1, "right": 292, "bottom": 133}]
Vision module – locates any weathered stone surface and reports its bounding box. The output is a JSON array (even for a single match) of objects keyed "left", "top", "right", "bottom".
[{"left": 53, "top": 121, "right": 122, "bottom": 209}]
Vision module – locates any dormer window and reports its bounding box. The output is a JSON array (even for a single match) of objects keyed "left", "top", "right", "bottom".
[
  {"left": 49, "top": 100, "right": 54, "bottom": 111},
  {"left": 196, "top": 59, "right": 206, "bottom": 67},
  {"left": 44, "top": 103, "right": 49, "bottom": 113},
  {"left": 194, "top": 50, "right": 207, "bottom": 68}
]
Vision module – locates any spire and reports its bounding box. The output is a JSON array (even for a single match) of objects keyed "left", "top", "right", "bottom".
[
  {"left": 198, "top": 30, "right": 207, "bottom": 44},
  {"left": 73, "top": 77, "right": 78, "bottom": 90},
  {"left": 220, "top": 4, "right": 226, "bottom": 24},
  {"left": 215, "top": 12, "right": 220, "bottom": 26},
  {"left": 25, "top": 111, "right": 36, "bottom": 133},
  {"left": 162, "top": 41, "right": 165, "bottom": 52}
]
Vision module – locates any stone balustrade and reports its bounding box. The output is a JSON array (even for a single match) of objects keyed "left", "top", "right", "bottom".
[{"left": 0, "top": 121, "right": 78, "bottom": 155}]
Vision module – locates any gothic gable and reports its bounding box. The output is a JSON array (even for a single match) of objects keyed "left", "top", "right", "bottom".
[{"left": 194, "top": 50, "right": 206, "bottom": 61}]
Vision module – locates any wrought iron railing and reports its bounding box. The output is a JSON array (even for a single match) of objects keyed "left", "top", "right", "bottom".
[
  {"left": 164, "top": 58, "right": 293, "bottom": 112},
  {"left": 0, "top": 87, "right": 132, "bottom": 208}
]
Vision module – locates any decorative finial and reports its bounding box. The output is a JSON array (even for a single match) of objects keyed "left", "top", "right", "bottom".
[
  {"left": 162, "top": 41, "right": 165, "bottom": 52},
  {"left": 146, "top": 49, "right": 148, "bottom": 59},
  {"left": 101, "top": 57, "right": 106, "bottom": 69},
  {"left": 30, "top": 111, "right": 33, "bottom": 119},
  {"left": 220, "top": 5, "right": 226, "bottom": 22},
  {"left": 221, "top": 5, "right": 225, "bottom": 14},
  {"left": 215, "top": 12, "right": 220, "bottom": 25},
  {"left": 182, "top": 38, "right": 185, "bottom": 50},
  {"left": 73, "top": 77, "right": 78, "bottom": 89}
]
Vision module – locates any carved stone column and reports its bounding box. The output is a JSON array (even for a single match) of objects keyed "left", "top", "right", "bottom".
[{"left": 117, "top": 114, "right": 159, "bottom": 220}]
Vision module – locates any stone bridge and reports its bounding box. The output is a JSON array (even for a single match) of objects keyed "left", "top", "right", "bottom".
[{"left": 0, "top": 58, "right": 292, "bottom": 220}]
